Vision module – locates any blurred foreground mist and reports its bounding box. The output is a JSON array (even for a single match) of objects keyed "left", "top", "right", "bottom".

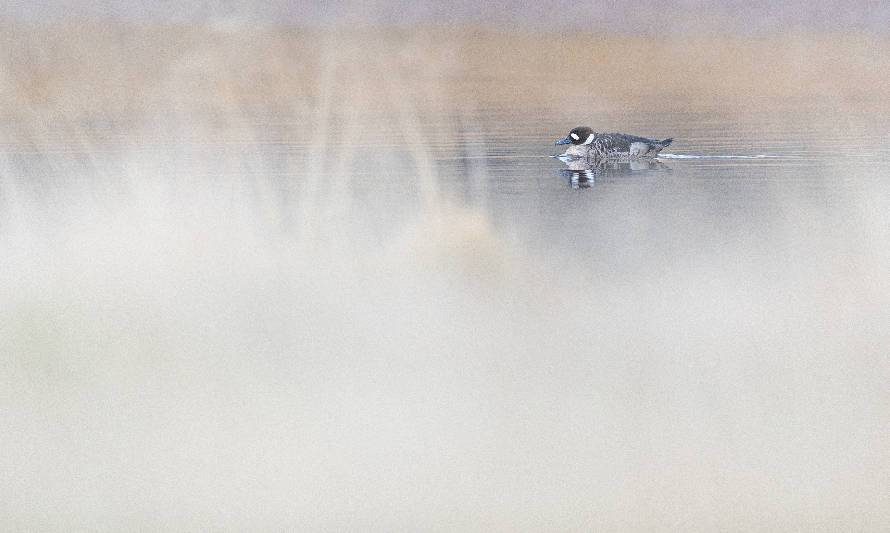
[{"left": 1, "top": 21, "right": 889, "bottom": 531}]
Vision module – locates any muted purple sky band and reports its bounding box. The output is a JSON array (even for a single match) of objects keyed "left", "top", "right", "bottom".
[{"left": 5, "top": 0, "right": 889, "bottom": 34}]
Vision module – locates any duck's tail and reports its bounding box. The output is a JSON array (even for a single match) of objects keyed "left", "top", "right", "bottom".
[{"left": 651, "top": 137, "right": 673, "bottom": 154}]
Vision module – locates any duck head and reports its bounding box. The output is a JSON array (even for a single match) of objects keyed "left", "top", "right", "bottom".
[{"left": 555, "top": 126, "right": 594, "bottom": 145}]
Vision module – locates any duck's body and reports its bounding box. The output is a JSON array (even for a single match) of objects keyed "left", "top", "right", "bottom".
[{"left": 555, "top": 127, "right": 673, "bottom": 160}]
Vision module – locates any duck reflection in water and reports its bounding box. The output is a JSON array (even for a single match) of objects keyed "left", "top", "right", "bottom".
[{"left": 557, "top": 157, "right": 670, "bottom": 189}]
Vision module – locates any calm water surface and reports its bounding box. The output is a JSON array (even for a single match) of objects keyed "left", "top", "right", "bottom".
[{"left": 1, "top": 33, "right": 889, "bottom": 530}]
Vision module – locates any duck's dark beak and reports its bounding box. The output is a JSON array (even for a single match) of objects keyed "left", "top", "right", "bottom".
[{"left": 554, "top": 136, "right": 571, "bottom": 145}]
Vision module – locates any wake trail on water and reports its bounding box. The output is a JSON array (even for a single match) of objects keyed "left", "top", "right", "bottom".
[
  {"left": 550, "top": 153, "right": 786, "bottom": 161},
  {"left": 658, "top": 153, "right": 779, "bottom": 159}
]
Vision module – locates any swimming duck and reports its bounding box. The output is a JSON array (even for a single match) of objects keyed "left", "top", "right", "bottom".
[{"left": 555, "top": 126, "right": 673, "bottom": 159}]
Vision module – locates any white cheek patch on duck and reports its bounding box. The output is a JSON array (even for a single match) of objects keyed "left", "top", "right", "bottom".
[
  {"left": 583, "top": 133, "right": 595, "bottom": 145},
  {"left": 570, "top": 133, "right": 580, "bottom": 140}
]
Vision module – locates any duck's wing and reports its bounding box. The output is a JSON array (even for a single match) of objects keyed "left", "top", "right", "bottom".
[
  {"left": 587, "top": 133, "right": 639, "bottom": 154},
  {"left": 609, "top": 133, "right": 660, "bottom": 147}
]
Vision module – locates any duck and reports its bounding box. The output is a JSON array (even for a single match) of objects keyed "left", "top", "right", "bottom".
[{"left": 555, "top": 126, "right": 673, "bottom": 160}]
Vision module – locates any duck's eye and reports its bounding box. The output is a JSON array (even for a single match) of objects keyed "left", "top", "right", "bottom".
[{"left": 570, "top": 133, "right": 580, "bottom": 140}]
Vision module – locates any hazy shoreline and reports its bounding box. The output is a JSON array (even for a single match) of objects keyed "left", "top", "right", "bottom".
[{"left": 3, "top": 23, "right": 889, "bottom": 119}]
